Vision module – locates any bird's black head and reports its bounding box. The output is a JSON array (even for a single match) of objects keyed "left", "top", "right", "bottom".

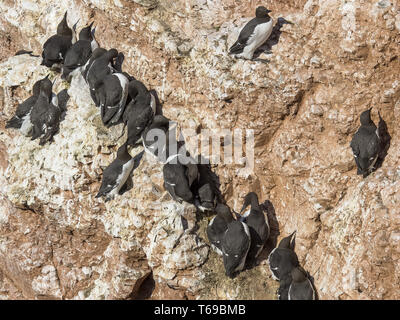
[
  {"left": 79, "top": 22, "right": 94, "bottom": 41},
  {"left": 127, "top": 79, "right": 147, "bottom": 99},
  {"left": 240, "top": 192, "right": 259, "bottom": 213},
  {"left": 360, "top": 108, "right": 374, "bottom": 126},
  {"left": 39, "top": 75, "right": 53, "bottom": 99},
  {"left": 116, "top": 143, "right": 132, "bottom": 161},
  {"left": 105, "top": 48, "right": 119, "bottom": 61},
  {"left": 256, "top": 6, "right": 272, "bottom": 18},
  {"left": 223, "top": 254, "right": 237, "bottom": 279},
  {"left": 152, "top": 115, "right": 171, "bottom": 129},
  {"left": 91, "top": 47, "right": 107, "bottom": 60},
  {"left": 216, "top": 203, "right": 233, "bottom": 223},
  {"left": 291, "top": 266, "right": 307, "bottom": 283},
  {"left": 57, "top": 11, "right": 73, "bottom": 37},
  {"left": 278, "top": 231, "right": 296, "bottom": 250},
  {"left": 32, "top": 76, "right": 47, "bottom": 96}
]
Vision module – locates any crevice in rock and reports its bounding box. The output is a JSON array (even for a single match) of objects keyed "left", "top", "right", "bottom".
[{"left": 129, "top": 271, "right": 155, "bottom": 300}]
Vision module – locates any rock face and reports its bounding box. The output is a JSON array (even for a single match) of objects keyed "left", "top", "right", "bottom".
[{"left": 0, "top": 0, "right": 399, "bottom": 300}]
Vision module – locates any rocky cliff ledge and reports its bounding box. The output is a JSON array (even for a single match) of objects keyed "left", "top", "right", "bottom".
[{"left": 0, "top": 0, "right": 399, "bottom": 300}]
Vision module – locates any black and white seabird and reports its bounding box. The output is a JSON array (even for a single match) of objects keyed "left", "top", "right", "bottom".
[
  {"left": 122, "top": 79, "right": 156, "bottom": 146},
  {"left": 96, "top": 72, "right": 130, "bottom": 126},
  {"left": 221, "top": 220, "right": 251, "bottom": 278},
  {"left": 62, "top": 22, "right": 98, "bottom": 81},
  {"left": 85, "top": 48, "right": 119, "bottom": 106},
  {"left": 239, "top": 192, "right": 270, "bottom": 262},
  {"left": 267, "top": 231, "right": 299, "bottom": 281},
  {"left": 162, "top": 155, "right": 199, "bottom": 204},
  {"left": 81, "top": 47, "right": 107, "bottom": 82},
  {"left": 206, "top": 203, "right": 234, "bottom": 255},
  {"left": 194, "top": 165, "right": 217, "bottom": 212},
  {"left": 41, "top": 12, "right": 77, "bottom": 70},
  {"left": 30, "top": 77, "right": 67, "bottom": 145},
  {"left": 288, "top": 267, "right": 316, "bottom": 300},
  {"left": 5, "top": 75, "right": 47, "bottom": 136},
  {"left": 350, "top": 108, "right": 381, "bottom": 178},
  {"left": 95, "top": 143, "right": 135, "bottom": 202},
  {"left": 142, "top": 114, "right": 171, "bottom": 161},
  {"left": 229, "top": 6, "right": 274, "bottom": 60}
]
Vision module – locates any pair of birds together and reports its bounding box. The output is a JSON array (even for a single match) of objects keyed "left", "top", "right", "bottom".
[
  {"left": 5, "top": 12, "right": 94, "bottom": 144},
  {"left": 206, "top": 192, "right": 269, "bottom": 278},
  {"left": 268, "top": 232, "right": 316, "bottom": 300},
  {"left": 5, "top": 75, "right": 69, "bottom": 145}
]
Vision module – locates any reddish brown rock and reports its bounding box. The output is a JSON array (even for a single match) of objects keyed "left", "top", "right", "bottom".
[{"left": 0, "top": 0, "right": 399, "bottom": 300}]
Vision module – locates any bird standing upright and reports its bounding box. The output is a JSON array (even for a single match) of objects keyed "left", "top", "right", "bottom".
[
  {"left": 350, "top": 108, "right": 381, "bottom": 178},
  {"left": 239, "top": 192, "right": 270, "bottom": 262},
  {"left": 41, "top": 12, "right": 77, "bottom": 69},
  {"left": 229, "top": 6, "right": 274, "bottom": 60}
]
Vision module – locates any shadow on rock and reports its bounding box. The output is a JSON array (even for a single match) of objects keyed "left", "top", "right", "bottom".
[
  {"left": 129, "top": 272, "right": 155, "bottom": 300},
  {"left": 375, "top": 111, "right": 391, "bottom": 171},
  {"left": 254, "top": 17, "right": 293, "bottom": 59}
]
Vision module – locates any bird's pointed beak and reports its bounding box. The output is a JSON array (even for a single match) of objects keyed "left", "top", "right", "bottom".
[{"left": 73, "top": 19, "right": 80, "bottom": 31}]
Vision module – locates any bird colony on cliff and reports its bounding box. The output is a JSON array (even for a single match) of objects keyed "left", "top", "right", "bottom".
[{"left": 5, "top": 5, "right": 391, "bottom": 301}]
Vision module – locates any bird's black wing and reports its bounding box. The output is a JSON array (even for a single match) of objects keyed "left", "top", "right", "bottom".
[
  {"left": 229, "top": 18, "right": 259, "bottom": 54},
  {"left": 96, "top": 160, "right": 123, "bottom": 197}
]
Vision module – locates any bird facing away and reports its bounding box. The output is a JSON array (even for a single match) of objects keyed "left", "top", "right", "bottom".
[
  {"left": 85, "top": 48, "right": 119, "bottom": 106},
  {"left": 240, "top": 192, "right": 270, "bottom": 262},
  {"left": 142, "top": 114, "right": 172, "bottom": 161},
  {"left": 29, "top": 77, "right": 64, "bottom": 145},
  {"left": 350, "top": 108, "right": 381, "bottom": 178},
  {"left": 288, "top": 267, "right": 316, "bottom": 300},
  {"left": 41, "top": 12, "right": 77, "bottom": 69},
  {"left": 6, "top": 75, "right": 47, "bottom": 136},
  {"left": 62, "top": 22, "right": 98, "bottom": 81},
  {"left": 162, "top": 155, "right": 199, "bottom": 204},
  {"left": 95, "top": 143, "right": 135, "bottom": 202},
  {"left": 267, "top": 231, "right": 299, "bottom": 281},
  {"left": 96, "top": 72, "right": 129, "bottom": 127},
  {"left": 81, "top": 47, "right": 107, "bottom": 82},
  {"left": 206, "top": 203, "right": 234, "bottom": 255},
  {"left": 193, "top": 164, "right": 217, "bottom": 212},
  {"left": 221, "top": 220, "right": 251, "bottom": 278},
  {"left": 229, "top": 6, "right": 274, "bottom": 60},
  {"left": 122, "top": 79, "right": 156, "bottom": 146}
]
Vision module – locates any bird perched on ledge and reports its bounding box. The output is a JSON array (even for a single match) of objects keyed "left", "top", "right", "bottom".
[
  {"left": 96, "top": 143, "right": 135, "bottom": 202},
  {"left": 350, "top": 108, "right": 381, "bottom": 178},
  {"left": 239, "top": 192, "right": 270, "bottom": 263},
  {"left": 229, "top": 6, "right": 274, "bottom": 60},
  {"left": 62, "top": 22, "right": 98, "bottom": 81},
  {"left": 41, "top": 12, "right": 78, "bottom": 70},
  {"left": 5, "top": 75, "right": 47, "bottom": 136}
]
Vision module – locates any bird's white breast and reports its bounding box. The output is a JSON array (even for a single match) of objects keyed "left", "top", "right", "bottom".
[
  {"left": 112, "top": 158, "right": 135, "bottom": 195},
  {"left": 20, "top": 112, "right": 33, "bottom": 136},
  {"left": 234, "top": 222, "right": 251, "bottom": 272},
  {"left": 239, "top": 19, "right": 274, "bottom": 59}
]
